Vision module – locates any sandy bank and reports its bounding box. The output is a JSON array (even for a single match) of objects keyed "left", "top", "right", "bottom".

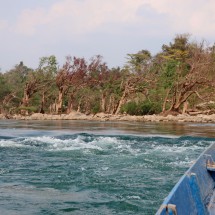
[{"left": 1, "top": 112, "right": 215, "bottom": 123}]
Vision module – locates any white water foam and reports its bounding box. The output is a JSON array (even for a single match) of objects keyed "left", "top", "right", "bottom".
[
  {"left": 0, "top": 168, "right": 8, "bottom": 175},
  {"left": 0, "top": 136, "right": 123, "bottom": 152},
  {"left": 27, "top": 136, "right": 103, "bottom": 151},
  {"left": 44, "top": 136, "right": 138, "bottom": 153},
  {"left": 148, "top": 141, "right": 208, "bottom": 154},
  {"left": 170, "top": 160, "right": 194, "bottom": 167},
  {"left": 0, "top": 140, "right": 26, "bottom": 148},
  {"left": 0, "top": 136, "right": 210, "bottom": 159},
  {"left": 127, "top": 195, "right": 141, "bottom": 200}
]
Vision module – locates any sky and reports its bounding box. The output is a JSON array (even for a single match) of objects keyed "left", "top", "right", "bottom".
[{"left": 0, "top": 0, "right": 215, "bottom": 71}]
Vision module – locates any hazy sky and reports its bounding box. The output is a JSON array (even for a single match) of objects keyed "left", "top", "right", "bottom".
[{"left": 0, "top": 0, "right": 214, "bottom": 71}]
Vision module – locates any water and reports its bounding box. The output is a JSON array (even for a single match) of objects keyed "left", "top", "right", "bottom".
[{"left": 0, "top": 120, "right": 215, "bottom": 214}]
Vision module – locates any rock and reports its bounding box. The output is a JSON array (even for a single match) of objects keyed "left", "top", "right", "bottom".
[
  {"left": 0, "top": 114, "right": 6, "bottom": 119},
  {"left": 2, "top": 111, "right": 215, "bottom": 123}
]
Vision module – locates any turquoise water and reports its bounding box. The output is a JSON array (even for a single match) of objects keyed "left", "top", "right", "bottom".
[{"left": 0, "top": 120, "right": 215, "bottom": 214}]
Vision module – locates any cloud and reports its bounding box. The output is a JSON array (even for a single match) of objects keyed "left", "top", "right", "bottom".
[
  {"left": 144, "top": 0, "right": 215, "bottom": 37},
  {"left": 14, "top": 0, "right": 146, "bottom": 36},
  {"left": 0, "top": 20, "right": 8, "bottom": 31},
  {"left": 15, "top": 7, "right": 48, "bottom": 35},
  {"left": 14, "top": 0, "right": 215, "bottom": 39},
  {"left": 3, "top": 0, "right": 215, "bottom": 71}
]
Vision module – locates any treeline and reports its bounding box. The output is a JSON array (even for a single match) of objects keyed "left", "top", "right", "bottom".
[{"left": 1, "top": 34, "right": 215, "bottom": 116}]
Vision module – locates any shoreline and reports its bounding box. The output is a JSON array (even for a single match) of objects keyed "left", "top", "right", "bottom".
[{"left": 1, "top": 112, "right": 215, "bottom": 123}]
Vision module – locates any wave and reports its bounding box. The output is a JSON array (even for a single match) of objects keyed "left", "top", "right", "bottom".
[
  {"left": 0, "top": 139, "right": 25, "bottom": 148},
  {"left": 0, "top": 134, "right": 211, "bottom": 158}
]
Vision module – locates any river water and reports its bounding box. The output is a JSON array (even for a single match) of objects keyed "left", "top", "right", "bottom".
[{"left": 0, "top": 120, "right": 215, "bottom": 215}]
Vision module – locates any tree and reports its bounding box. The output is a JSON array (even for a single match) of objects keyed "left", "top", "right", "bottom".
[
  {"left": 19, "top": 56, "right": 58, "bottom": 115},
  {"left": 0, "top": 74, "right": 11, "bottom": 113},
  {"left": 66, "top": 56, "right": 88, "bottom": 113},
  {"left": 157, "top": 34, "right": 191, "bottom": 113},
  {"left": 2, "top": 62, "right": 33, "bottom": 113},
  {"left": 161, "top": 34, "right": 190, "bottom": 62},
  {"left": 114, "top": 72, "right": 155, "bottom": 115},
  {"left": 114, "top": 50, "right": 154, "bottom": 115},
  {"left": 36, "top": 55, "right": 58, "bottom": 113},
  {"left": 126, "top": 49, "right": 152, "bottom": 74},
  {"left": 55, "top": 56, "right": 88, "bottom": 114},
  {"left": 163, "top": 42, "right": 215, "bottom": 114},
  {"left": 86, "top": 55, "right": 110, "bottom": 113}
]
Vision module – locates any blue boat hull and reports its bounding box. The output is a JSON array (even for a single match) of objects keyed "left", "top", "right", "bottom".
[{"left": 156, "top": 143, "right": 215, "bottom": 215}]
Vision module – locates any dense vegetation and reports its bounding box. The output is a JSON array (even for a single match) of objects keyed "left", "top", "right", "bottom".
[{"left": 1, "top": 34, "right": 215, "bottom": 116}]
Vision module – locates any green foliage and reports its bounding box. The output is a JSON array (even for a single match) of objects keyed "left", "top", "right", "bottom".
[
  {"left": 121, "top": 101, "right": 161, "bottom": 115},
  {"left": 0, "top": 75, "right": 10, "bottom": 100},
  {"left": 4, "top": 62, "right": 32, "bottom": 92},
  {"left": 92, "top": 102, "right": 101, "bottom": 114},
  {"left": 208, "top": 103, "right": 215, "bottom": 110},
  {"left": 126, "top": 49, "right": 152, "bottom": 73},
  {"left": 121, "top": 101, "right": 137, "bottom": 115},
  {"left": 18, "top": 106, "right": 38, "bottom": 113},
  {"left": 161, "top": 60, "right": 179, "bottom": 89},
  {"left": 162, "top": 34, "right": 190, "bottom": 61},
  {"left": 38, "top": 55, "right": 58, "bottom": 76}
]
